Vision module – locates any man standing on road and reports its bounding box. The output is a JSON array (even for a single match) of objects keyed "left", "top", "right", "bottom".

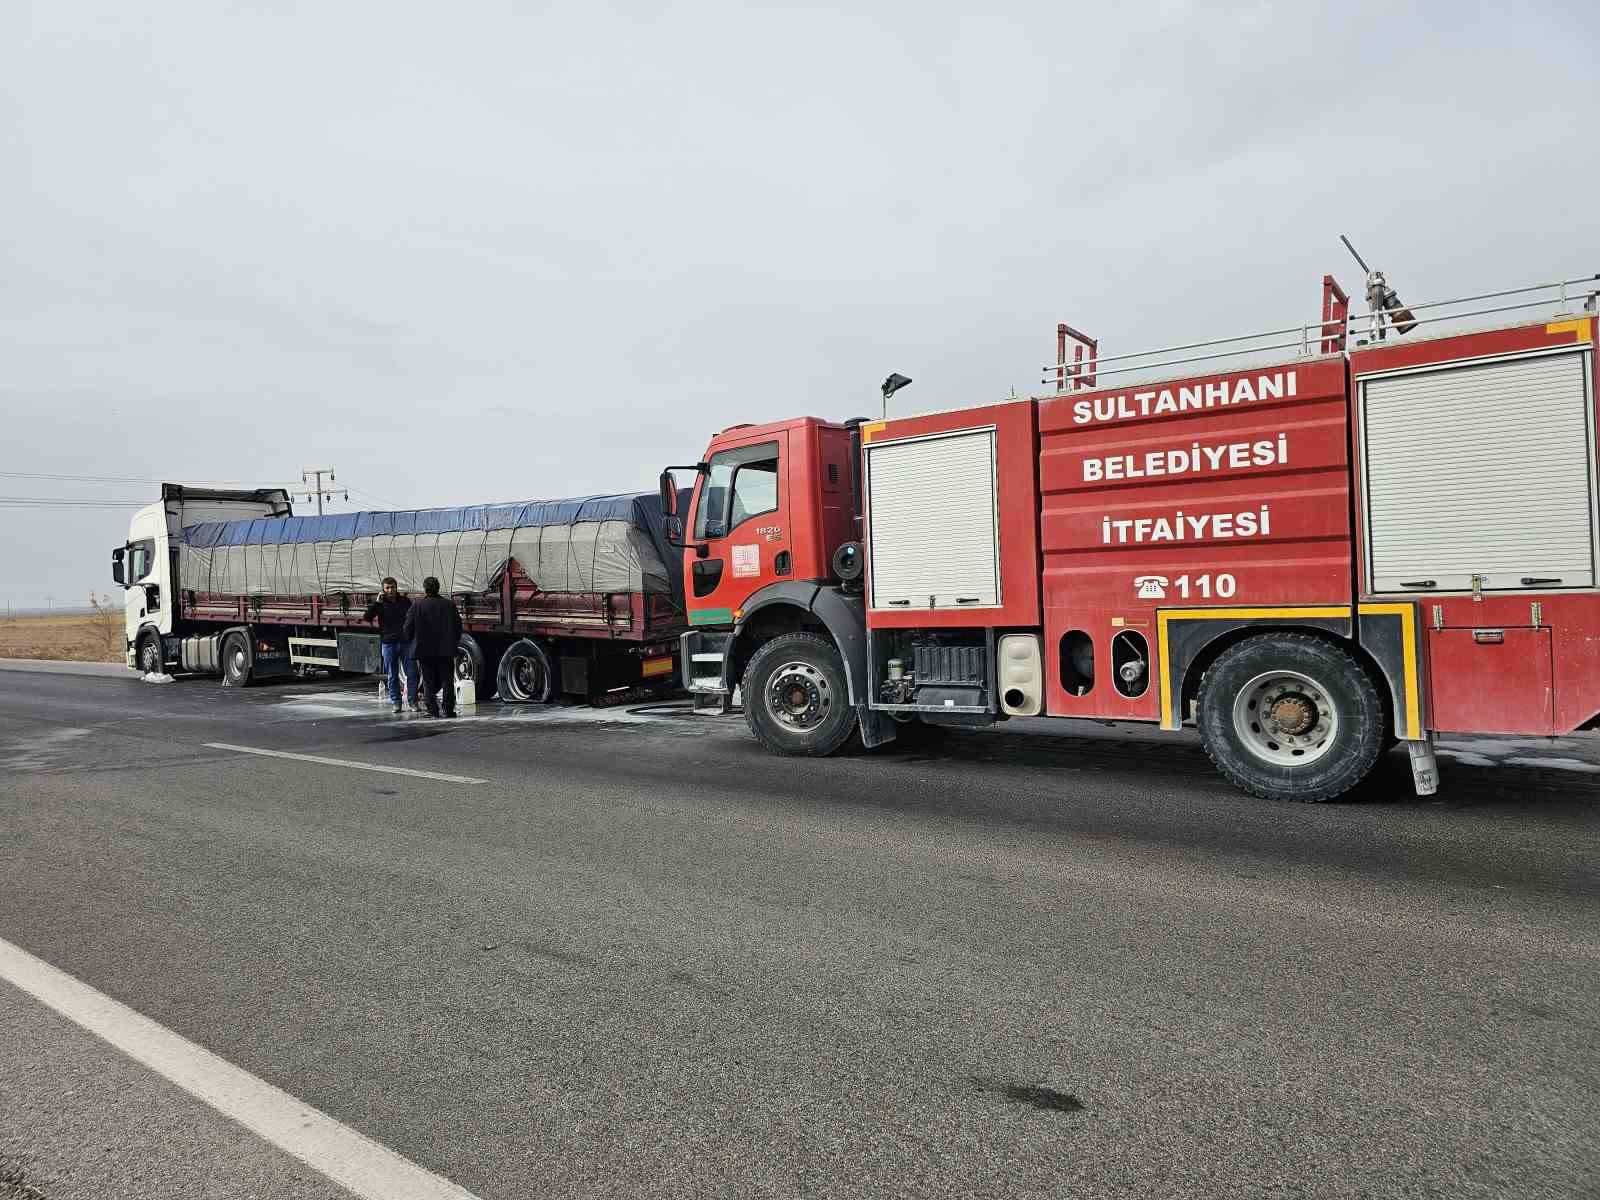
[
  {"left": 364, "top": 577, "right": 419, "bottom": 714},
  {"left": 404, "top": 575, "right": 463, "bottom": 719}
]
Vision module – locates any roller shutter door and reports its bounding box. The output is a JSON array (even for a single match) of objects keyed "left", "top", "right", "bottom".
[
  {"left": 867, "top": 429, "right": 1000, "bottom": 609},
  {"left": 1362, "top": 350, "right": 1596, "bottom": 593}
]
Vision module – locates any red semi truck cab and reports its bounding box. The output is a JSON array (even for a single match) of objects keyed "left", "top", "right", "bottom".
[{"left": 668, "top": 271, "right": 1600, "bottom": 802}]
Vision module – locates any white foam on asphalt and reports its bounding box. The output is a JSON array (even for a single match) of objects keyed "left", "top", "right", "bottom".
[
  {"left": 0, "top": 726, "right": 92, "bottom": 772},
  {"left": 1437, "top": 749, "right": 1498, "bottom": 768},
  {"left": 1436, "top": 738, "right": 1600, "bottom": 774},
  {"left": 1502, "top": 755, "right": 1600, "bottom": 774},
  {"left": 0, "top": 936, "right": 484, "bottom": 1200},
  {"left": 270, "top": 689, "right": 705, "bottom": 730},
  {"left": 205, "top": 743, "right": 486, "bottom": 784}
]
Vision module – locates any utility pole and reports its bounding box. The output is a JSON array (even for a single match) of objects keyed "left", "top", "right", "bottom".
[
  {"left": 45, "top": 595, "right": 55, "bottom": 613},
  {"left": 301, "top": 467, "right": 348, "bottom": 516}
]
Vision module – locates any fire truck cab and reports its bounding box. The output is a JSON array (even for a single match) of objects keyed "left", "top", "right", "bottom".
[{"left": 667, "top": 269, "right": 1600, "bottom": 802}]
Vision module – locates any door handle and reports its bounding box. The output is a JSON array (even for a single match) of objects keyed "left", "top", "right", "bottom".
[
  {"left": 1521, "top": 577, "right": 1561, "bottom": 586},
  {"left": 1399, "top": 580, "right": 1437, "bottom": 589}
]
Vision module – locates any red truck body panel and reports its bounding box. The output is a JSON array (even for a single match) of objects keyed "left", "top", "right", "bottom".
[
  {"left": 1350, "top": 316, "right": 1600, "bottom": 735},
  {"left": 1034, "top": 354, "right": 1353, "bottom": 720}
]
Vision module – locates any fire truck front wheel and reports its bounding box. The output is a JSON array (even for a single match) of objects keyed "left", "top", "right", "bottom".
[
  {"left": 743, "top": 632, "right": 858, "bottom": 757},
  {"left": 1196, "top": 633, "right": 1384, "bottom": 803}
]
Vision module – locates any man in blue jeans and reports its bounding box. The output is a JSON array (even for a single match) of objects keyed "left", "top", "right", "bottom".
[{"left": 364, "top": 577, "right": 419, "bottom": 713}]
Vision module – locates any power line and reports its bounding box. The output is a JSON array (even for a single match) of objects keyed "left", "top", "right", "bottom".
[
  {"left": 1, "top": 478, "right": 398, "bottom": 511},
  {"left": 344, "top": 484, "right": 404, "bottom": 509},
  {"left": 0, "top": 470, "right": 297, "bottom": 487},
  {"left": 0, "top": 496, "right": 152, "bottom": 507}
]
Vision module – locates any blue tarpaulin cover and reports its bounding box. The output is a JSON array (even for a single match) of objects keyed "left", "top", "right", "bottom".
[
  {"left": 176, "top": 493, "right": 680, "bottom": 600},
  {"left": 182, "top": 494, "right": 659, "bottom": 547}
]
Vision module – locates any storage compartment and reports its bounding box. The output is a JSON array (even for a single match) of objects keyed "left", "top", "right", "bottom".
[
  {"left": 866, "top": 428, "right": 1000, "bottom": 610},
  {"left": 1426, "top": 626, "right": 1554, "bottom": 734},
  {"left": 1362, "top": 350, "right": 1596, "bottom": 593}
]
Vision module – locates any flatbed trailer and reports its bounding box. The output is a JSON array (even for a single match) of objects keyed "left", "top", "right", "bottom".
[{"left": 114, "top": 489, "right": 685, "bottom": 703}]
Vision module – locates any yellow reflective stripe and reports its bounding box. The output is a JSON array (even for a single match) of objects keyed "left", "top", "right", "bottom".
[
  {"left": 1358, "top": 602, "right": 1421, "bottom": 738},
  {"left": 1155, "top": 606, "right": 1354, "bottom": 730},
  {"left": 1545, "top": 317, "right": 1592, "bottom": 342},
  {"left": 859, "top": 421, "right": 886, "bottom": 443}
]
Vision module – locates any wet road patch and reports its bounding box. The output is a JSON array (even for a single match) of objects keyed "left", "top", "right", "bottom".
[{"left": 970, "top": 1076, "right": 1085, "bottom": 1113}]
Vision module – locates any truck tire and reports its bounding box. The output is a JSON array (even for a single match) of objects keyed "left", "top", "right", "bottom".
[
  {"left": 455, "top": 634, "right": 499, "bottom": 700},
  {"left": 743, "top": 632, "right": 858, "bottom": 757},
  {"left": 221, "top": 630, "right": 253, "bottom": 687},
  {"left": 1196, "top": 633, "right": 1384, "bottom": 803},
  {"left": 496, "top": 638, "right": 556, "bottom": 704},
  {"left": 136, "top": 630, "right": 163, "bottom": 676}
]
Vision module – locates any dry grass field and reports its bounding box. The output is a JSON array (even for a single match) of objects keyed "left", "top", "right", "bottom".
[{"left": 0, "top": 608, "right": 126, "bottom": 663}]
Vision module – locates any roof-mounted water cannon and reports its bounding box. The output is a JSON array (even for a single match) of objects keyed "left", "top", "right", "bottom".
[{"left": 1341, "top": 235, "right": 1418, "bottom": 340}]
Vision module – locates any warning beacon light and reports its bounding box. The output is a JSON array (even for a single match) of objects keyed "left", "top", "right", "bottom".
[{"left": 1340, "top": 234, "right": 1418, "bottom": 338}]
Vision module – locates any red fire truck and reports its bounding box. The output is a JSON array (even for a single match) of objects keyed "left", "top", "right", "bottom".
[{"left": 663, "top": 265, "right": 1600, "bottom": 801}]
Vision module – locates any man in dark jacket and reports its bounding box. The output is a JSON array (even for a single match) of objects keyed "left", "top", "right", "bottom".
[
  {"left": 364, "top": 577, "right": 418, "bottom": 714},
  {"left": 404, "top": 576, "right": 463, "bottom": 718}
]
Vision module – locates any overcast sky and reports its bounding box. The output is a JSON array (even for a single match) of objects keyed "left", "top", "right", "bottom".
[{"left": 2, "top": 1, "right": 1596, "bottom": 611}]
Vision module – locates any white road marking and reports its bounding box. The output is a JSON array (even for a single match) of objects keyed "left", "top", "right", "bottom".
[
  {"left": 0, "top": 936, "right": 484, "bottom": 1200},
  {"left": 204, "top": 743, "right": 485, "bottom": 785}
]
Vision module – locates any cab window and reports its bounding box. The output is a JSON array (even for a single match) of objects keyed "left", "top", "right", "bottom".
[
  {"left": 694, "top": 442, "right": 779, "bottom": 539},
  {"left": 128, "top": 540, "right": 157, "bottom": 583}
]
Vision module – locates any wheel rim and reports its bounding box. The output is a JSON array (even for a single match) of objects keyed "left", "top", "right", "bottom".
[
  {"left": 229, "top": 645, "right": 247, "bottom": 680},
  {"left": 454, "top": 647, "right": 475, "bottom": 682},
  {"left": 1231, "top": 669, "right": 1340, "bottom": 767},
  {"left": 765, "top": 661, "right": 832, "bottom": 732},
  {"left": 503, "top": 651, "right": 545, "bottom": 702}
]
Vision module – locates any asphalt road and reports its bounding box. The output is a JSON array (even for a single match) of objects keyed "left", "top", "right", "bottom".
[{"left": 1, "top": 662, "right": 1597, "bottom": 1199}]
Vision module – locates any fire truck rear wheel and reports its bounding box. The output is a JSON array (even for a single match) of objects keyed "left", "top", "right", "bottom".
[
  {"left": 1196, "top": 633, "right": 1383, "bottom": 803},
  {"left": 743, "top": 632, "right": 858, "bottom": 757}
]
